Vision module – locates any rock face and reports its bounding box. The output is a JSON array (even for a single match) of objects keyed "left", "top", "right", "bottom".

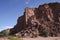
[{"left": 10, "top": 2, "right": 60, "bottom": 37}]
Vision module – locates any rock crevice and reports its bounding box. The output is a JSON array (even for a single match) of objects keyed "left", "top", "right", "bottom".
[{"left": 10, "top": 2, "right": 60, "bottom": 37}]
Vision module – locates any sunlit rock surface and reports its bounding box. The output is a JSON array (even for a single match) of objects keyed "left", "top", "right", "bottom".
[{"left": 10, "top": 2, "right": 60, "bottom": 37}]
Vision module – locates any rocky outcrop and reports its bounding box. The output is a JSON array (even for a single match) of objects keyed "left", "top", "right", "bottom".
[{"left": 10, "top": 2, "right": 60, "bottom": 37}]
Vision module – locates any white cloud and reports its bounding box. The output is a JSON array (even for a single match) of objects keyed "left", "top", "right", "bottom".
[
  {"left": 0, "top": 26, "right": 13, "bottom": 32},
  {"left": 5, "top": 26, "right": 13, "bottom": 29}
]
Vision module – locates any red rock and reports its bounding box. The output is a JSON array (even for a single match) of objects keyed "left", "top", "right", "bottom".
[{"left": 10, "top": 2, "right": 60, "bottom": 37}]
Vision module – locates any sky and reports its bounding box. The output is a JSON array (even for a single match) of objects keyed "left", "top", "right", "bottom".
[{"left": 0, "top": 0, "right": 60, "bottom": 31}]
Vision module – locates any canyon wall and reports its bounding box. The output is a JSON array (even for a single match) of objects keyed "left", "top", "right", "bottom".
[{"left": 10, "top": 2, "right": 60, "bottom": 37}]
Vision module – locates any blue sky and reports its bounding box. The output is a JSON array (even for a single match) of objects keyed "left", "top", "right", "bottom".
[{"left": 0, "top": 0, "right": 60, "bottom": 31}]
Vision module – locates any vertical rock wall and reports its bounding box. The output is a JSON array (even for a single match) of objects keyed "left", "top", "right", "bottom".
[{"left": 10, "top": 2, "right": 60, "bottom": 37}]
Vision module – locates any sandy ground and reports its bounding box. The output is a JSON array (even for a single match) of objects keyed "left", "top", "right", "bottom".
[
  {"left": 0, "top": 37, "right": 60, "bottom": 40},
  {"left": 0, "top": 37, "right": 9, "bottom": 40},
  {"left": 23, "top": 37, "right": 60, "bottom": 40}
]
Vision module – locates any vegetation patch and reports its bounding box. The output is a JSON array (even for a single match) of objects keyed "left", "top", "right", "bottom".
[{"left": 8, "top": 36, "right": 23, "bottom": 40}]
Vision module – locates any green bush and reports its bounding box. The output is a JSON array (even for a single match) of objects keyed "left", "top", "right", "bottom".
[
  {"left": 39, "top": 29, "right": 48, "bottom": 37},
  {"left": 8, "top": 36, "right": 23, "bottom": 40},
  {"left": 0, "top": 30, "right": 9, "bottom": 37},
  {"left": 0, "top": 30, "right": 6, "bottom": 37}
]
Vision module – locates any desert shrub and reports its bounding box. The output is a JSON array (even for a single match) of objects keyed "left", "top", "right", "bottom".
[
  {"left": 0, "top": 30, "right": 6, "bottom": 37},
  {"left": 0, "top": 32, "right": 4, "bottom": 37},
  {"left": 8, "top": 36, "right": 23, "bottom": 40},
  {"left": 0, "top": 30, "right": 9, "bottom": 37},
  {"left": 39, "top": 28, "right": 48, "bottom": 37}
]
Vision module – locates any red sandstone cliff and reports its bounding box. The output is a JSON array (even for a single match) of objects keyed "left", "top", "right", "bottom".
[{"left": 10, "top": 2, "right": 60, "bottom": 37}]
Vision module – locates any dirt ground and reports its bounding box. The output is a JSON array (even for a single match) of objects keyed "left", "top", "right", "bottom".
[
  {"left": 0, "top": 37, "right": 60, "bottom": 40},
  {"left": 23, "top": 37, "right": 60, "bottom": 40},
  {"left": 0, "top": 37, "right": 9, "bottom": 40}
]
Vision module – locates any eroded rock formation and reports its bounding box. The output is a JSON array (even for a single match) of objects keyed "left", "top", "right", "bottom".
[{"left": 10, "top": 2, "right": 60, "bottom": 37}]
